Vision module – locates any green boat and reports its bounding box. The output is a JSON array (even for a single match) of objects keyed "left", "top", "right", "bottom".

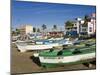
[{"left": 39, "top": 44, "right": 96, "bottom": 68}]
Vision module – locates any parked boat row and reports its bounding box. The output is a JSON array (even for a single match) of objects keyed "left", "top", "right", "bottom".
[
  {"left": 13, "top": 37, "right": 96, "bottom": 68},
  {"left": 15, "top": 38, "right": 75, "bottom": 52},
  {"left": 15, "top": 38, "right": 95, "bottom": 52}
]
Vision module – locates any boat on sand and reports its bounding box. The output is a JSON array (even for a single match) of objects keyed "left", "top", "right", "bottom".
[{"left": 38, "top": 44, "right": 95, "bottom": 68}]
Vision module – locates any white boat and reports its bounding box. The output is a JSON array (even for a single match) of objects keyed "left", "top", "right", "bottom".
[{"left": 16, "top": 43, "right": 53, "bottom": 52}]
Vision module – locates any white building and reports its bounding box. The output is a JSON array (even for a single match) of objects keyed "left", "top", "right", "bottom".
[
  {"left": 75, "top": 13, "right": 96, "bottom": 35},
  {"left": 87, "top": 20, "right": 96, "bottom": 35},
  {"left": 19, "top": 25, "right": 33, "bottom": 35}
]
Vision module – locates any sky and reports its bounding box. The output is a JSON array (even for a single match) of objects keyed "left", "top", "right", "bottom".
[{"left": 12, "top": 0, "right": 96, "bottom": 30}]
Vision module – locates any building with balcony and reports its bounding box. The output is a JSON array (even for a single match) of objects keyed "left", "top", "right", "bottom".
[{"left": 65, "top": 13, "right": 96, "bottom": 37}]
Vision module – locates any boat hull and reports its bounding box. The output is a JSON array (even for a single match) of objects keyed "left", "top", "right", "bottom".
[
  {"left": 41, "top": 58, "right": 96, "bottom": 68},
  {"left": 39, "top": 52, "right": 95, "bottom": 68},
  {"left": 16, "top": 44, "right": 53, "bottom": 52}
]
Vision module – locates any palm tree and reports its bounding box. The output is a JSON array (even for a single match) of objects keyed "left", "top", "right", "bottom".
[
  {"left": 42, "top": 24, "right": 47, "bottom": 30},
  {"left": 33, "top": 27, "right": 36, "bottom": 32},
  {"left": 42, "top": 24, "right": 47, "bottom": 37},
  {"left": 53, "top": 25, "right": 57, "bottom": 30},
  {"left": 37, "top": 28, "right": 40, "bottom": 32}
]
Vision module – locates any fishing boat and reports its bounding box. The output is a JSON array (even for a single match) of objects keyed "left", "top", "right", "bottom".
[
  {"left": 16, "top": 40, "right": 54, "bottom": 52},
  {"left": 38, "top": 44, "right": 96, "bottom": 68}
]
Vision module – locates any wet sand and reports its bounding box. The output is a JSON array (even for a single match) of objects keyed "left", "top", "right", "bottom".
[{"left": 11, "top": 43, "right": 96, "bottom": 74}]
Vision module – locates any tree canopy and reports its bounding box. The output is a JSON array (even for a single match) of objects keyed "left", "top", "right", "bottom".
[
  {"left": 42, "top": 24, "right": 47, "bottom": 30},
  {"left": 53, "top": 25, "right": 57, "bottom": 30},
  {"left": 33, "top": 27, "right": 36, "bottom": 32},
  {"left": 65, "top": 21, "right": 73, "bottom": 29}
]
